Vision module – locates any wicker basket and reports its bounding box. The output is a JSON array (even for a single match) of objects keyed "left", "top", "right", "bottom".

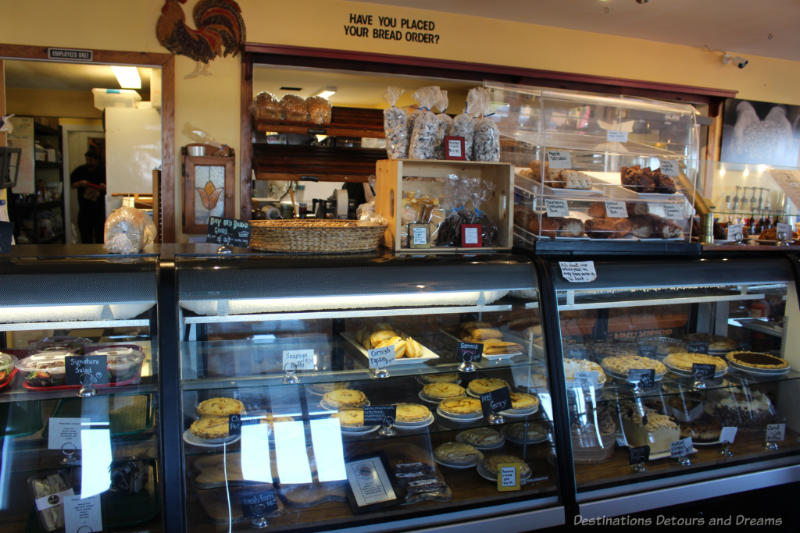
[{"left": 249, "top": 219, "right": 386, "bottom": 254}]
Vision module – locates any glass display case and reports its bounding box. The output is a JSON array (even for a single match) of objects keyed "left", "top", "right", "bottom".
[
  {"left": 546, "top": 255, "right": 800, "bottom": 517},
  {"left": 485, "top": 83, "right": 699, "bottom": 244},
  {"left": 0, "top": 248, "right": 160, "bottom": 532},
  {"left": 170, "top": 252, "right": 565, "bottom": 531}
]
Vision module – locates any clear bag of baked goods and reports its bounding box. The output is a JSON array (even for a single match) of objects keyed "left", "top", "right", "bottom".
[
  {"left": 449, "top": 88, "right": 479, "bottom": 160},
  {"left": 383, "top": 87, "right": 408, "bottom": 159},
  {"left": 253, "top": 91, "right": 282, "bottom": 120},
  {"left": 434, "top": 90, "right": 453, "bottom": 159},
  {"left": 280, "top": 94, "right": 308, "bottom": 122},
  {"left": 104, "top": 206, "right": 156, "bottom": 254},
  {"left": 398, "top": 190, "right": 445, "bottom": 247},
  {"left": 408, "top": 86, "right": 441, "bottom": 160},
  {"left": 28, "top": 470, "right": 73, "bottom": 532},
  {"left": 306, "top": 95, "right": 332, "bottom": 125},
  {"left": 436, "top": 174, "right": 498, "bottom": 246},
  {"left": 472, "top": 87, "right": 500, "bottom": 161}
]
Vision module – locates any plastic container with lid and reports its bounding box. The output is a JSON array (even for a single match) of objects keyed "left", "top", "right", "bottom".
[
  {"left": 0, "top": 351, "right": 17, "bottom": 387},
  {"left": 16, "top": 346, "right": 145, "bottom": 389}
]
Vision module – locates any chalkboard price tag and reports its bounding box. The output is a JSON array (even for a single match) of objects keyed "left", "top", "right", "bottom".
[
  {"left": 628, "top": 368, "right": 655, "bottom": 388},
  {"left": 228, "top": 414, "right": 260, "bottom": 436},
  {"left": 368, "top": 345, "right": 395, "bottom": 369},
  {"left": 670, "top": 437, "right": 693, "bottom": 458},
  {"left": 457, "top": 342, "right": 483, "bottom": 363},
  {"left": 65, "top": 355, "right": 108, "bottom": 386},
  {"left": 240, "top": 489, "right": 278, "bottom": 518},
  {"left": 207, "top": 216, "right": 251, "bottom": 247},
  {"left": 629, "top": 445, "right": 650, "bottom": 465},
  {"left": 692, "top": 363, "right": 716, "bottom": 380},
  {"left": 686, "top": 341, "right": 708, "bottom": 354},
  {"left": 480, "top": 387, "right": 511, "bottom": 417},
  {"left": 0, "top": 221, "right": 12, "bottom": 253},
  {"left": 766, "top": 423, "right": 786, "bottom": 442},
  {"left": 363, "top": 406, "right": 396, "bottom": 426}
]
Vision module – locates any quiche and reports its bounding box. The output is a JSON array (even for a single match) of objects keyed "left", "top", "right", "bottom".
[
  {"left": 190, "top": 416, "right": 230, "bottom": 439},
  {"left": 725, "top": 351, "right": 789, "bottom": 370},
  {"left": 508, "top": 392, "right": 539, "bottom": 411},
  {"left": 481, "top": 454, "right": 532, "bottom": 478},
  {"left": 434, "top": 442, "right": 483, "bottom": 465},
  {"left": 322, "top": 388, "right": 368, "bottom": 408},
  {"left": 467, "top": 378, "right": 509, "bottom": 395},
  {"left": 664, "top": 352, "right": 727, "bottom": 374},
  {"left": 196, "top": 397, "right": 245, "bottom": 417},
  {"left": 395, "top": 403, "right": 431, "bottom": 423},
  {"left": 456, "top": 427, "right": 504, "bottom": 448},
  {"left": 600, "top": 354, "right": 667, "bottom": 379},
  {"left": 422, "top": 382, "right": 465, "bottom": 400},
  {"left": 562, "top": 358, "right": 607, "bottom": 385},
  {"left": 439, "top": 397, "right": 482, "bottom": 416},
  {"left": 332, "top": 408, "right": 364, "bottom": 427}
]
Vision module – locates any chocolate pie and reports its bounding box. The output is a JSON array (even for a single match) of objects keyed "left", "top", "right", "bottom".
[{"left": 725, "top": 351, "right": 788, "bottom": 370}]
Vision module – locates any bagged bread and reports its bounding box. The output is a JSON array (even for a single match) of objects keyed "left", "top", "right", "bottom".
[
  {"left": 383, "top": 87, "right": 408, "bottom": 159},
  {"left": 254, "top": 91, "right": 282, "bottom": 120},
  {"left": 104, "top": 207, "right": 156, "bottom": 254},
  {"left": 306, "top": 96, "right": 332, "bottom": 125},
  {"left": 280, "top": 94, "right": 308, "bottom": 122},
  {"left": 449, "top": 88, "right": 479, "bottom": 160},
  {"left": 434, "top": 90, "right": 453, "bottom": 159},
  {"left": 472, "top": 87, "right": 500, "bottom": 161},
  {"left": 408, "top": 86, "right": 440, "bottom": 160}
]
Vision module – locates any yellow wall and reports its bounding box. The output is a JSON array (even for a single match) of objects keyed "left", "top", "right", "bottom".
[
  {"left": 6, "top": 88, "right": 101, "bottom": 119},
  {"left": 3, "top": 0, "right": 800, "bottom": 240}
]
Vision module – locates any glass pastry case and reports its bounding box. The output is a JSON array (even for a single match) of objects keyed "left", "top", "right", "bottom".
[
  {"left": 0, "top": 247, "right": 160, "bottom": 532},
  {"left": 544, "top": 254, "right": 800, "bottom": 518},
  {"left": 166, "top": 251, "right": 565, "bottom": 531}
]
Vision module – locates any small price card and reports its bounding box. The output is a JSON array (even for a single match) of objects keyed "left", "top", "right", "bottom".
[
  {"left": 663, "top": 204, "right": 684, "bottom": 219},
  {"left": 444, "top": 136, "right": 466, "bottom": 160},
  {"left": 461, "top": 224, "right": 482, "bottom": 247},
  {"left": 65, "top": 355, "right": 108, "bottom": 386},
  {"left": 605, "top": 201, "right": 628, "bottom": 218},
  {"left": 727, "top": 224, "right": 744, "bottom": 242},
  {"left": 544, "top": 198, "right": 570, "bottom": 217},
  {"left": 658, "top": 159, "right": 680, "bottom": 177},
  {"left": 409, "top": 223, "right": 429, "bottom": 248},
  {"left": 364, "top": 406, "right": 397, "bottom": 426},
  {"left": 686, "top": 341, "right": 708, "bottom": 354},
  {"left": 546, "top": 150, "right": 572, "bottom": 169},
  {"left": 207, "top": 216, "right": 251, "bottom": 247},
  {"left": 607, "top": 130, "right": 628, "bottom": 143},
  {"left": 720, "top": 426, "right": 738, "bottom": 444},
  {"left": 64, "top": 494, "right": 102, "bottom": 533},
  {"left": 573, "top": 370, "right": 600, "bottom": 389},
  {"left": 776, "top": 223, "right": 793, "bottom": 239},
  {"left": 228, "top": 414, "right": 262, "bottom": 436},
  {"left": 497, "top": 463, "right": 521, "bottom": 491},
  {"left": 766, "top": 423, "right": 786, "bottom": 442},
  {"left": 628, "top": 368, "right": 655, "bottom": 388},
  {"left": 629, "top": 445, "right": 650, "bottom": 465},
  {"left": 558, "top": 261, "right": 597, "bottom": 283},
  {"left": 692, "top": 363, "right": 716, "bottom": 380},
  {"left": 48, "top": 418, "right": 86, "bottom": 451},
  {"left": 368, "top": 345, "right": 395, "bottom": 369},
  {"left": 282, "top": 349, "right": 315, "bottom": 371},
  {"left": 480, "top": 387, "right": 512, "bottom": 417},
  {"left": 670, "top": 437, "right": 693, "bottom": 458},
  {"left": 457, "top": 342, "right": 483, "bottom": 363}
]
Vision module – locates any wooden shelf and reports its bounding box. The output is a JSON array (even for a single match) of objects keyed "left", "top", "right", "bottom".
[
  {"left": 252, "top": 144, "right": 384, "bottom": 182},
  {"left": 254, "top": 106, "right": 385, "bottom": 139}
]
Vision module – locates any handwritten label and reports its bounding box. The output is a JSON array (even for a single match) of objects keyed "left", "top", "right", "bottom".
[
  {"left": 573, "top": 371, "right": 599, "bottom": 389},
  {"left": 662, "top": 204, "right": 684, "bottom": 220},
  {"left": 720, "top": 426, "right": 738, "bottom": 444},
  {"left": 480, "top": 387, "right": 512, "bottom": 416},
  {"left": 670, "top": 437, "right": 693, "bottom": 458},
  {"left": 282, "top": 349, "right": 315, "bottom": 371},
  {"left": 607, "top": 130, "right": 628, "bottom": 143},
  {"left": 457, "top": 342, "right": 483, "bottom": 363},
  {"left": 364, "top": 405, "right": 397, "bottom": 426},
  {"left": 412, "top": 225, "right": 428, "bottom": 245},
  {"left": 497, "top": 464, "right": 520, "bottom": 491},
  {"left": 629, "top": 445, "right": 650, "bottom": 465},
  {"left": 0, "top": 221, "right": 11, "bottom": 253},
  {"left": 344, "top": 13, "right": 440, "bottom": 45},
  {"left": 240, "top": 489, "right": 279, "bottom": 518},
  {"left": 766, "top": 423, "right": 786, "bottom": 442},
  {"left": 462, "top": 225, "right": 480, "bottom": 245},
  {"left": 207, "top": 216, "right": 251, "bottom": 247},
  {"left": 559, "top": 261, "right": 597, "bottom": 283},
  {"left": 776, "top": 223, "right": 793, "bottom": 240},
  {"left": 605, "top": 201, "right": 628, "bottom": 218},
  {"left": 445, "top": 137, "right": 465, "bottom": 159},
  {"left": 692, "top": 363, "right": 717, "bottom": 380},
  {"left": 64, "top": 493, "right": 102, "bottom": 533},
  {"left": 544, "top": 199, "right": 570, "bottom": 217},
  {"left": 546, "top": 150, "right": 572, "bottom": 169},
  {"left": 65, "top": 355, "right": 108, "bottom": 386},
  {"left": 659, "top": 159, "right": 680, "bottom": 177},
  {"left": 368, "top": 345, "right": 395, "bottom": 369},
  {"left": 727, "top": 224, "right": 744, "bottom": 242},
  {"left": 48, "top": 418, "right": 86, "bottom": 451},
  {"left": 628, "top": 368, "right": 655, "bottom": 388}
]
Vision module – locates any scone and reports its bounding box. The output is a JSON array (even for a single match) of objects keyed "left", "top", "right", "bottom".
[
  {"left": 467, "top": 378, "right": 509, "bottom": 396},
  {"left": 422, "top": 382, "right": 465, "bottom": 400},
  {"left": 434, "top": 442, "right": 483, "bottom": 465},
  {"left": 395, "top": 403, "right": 432, "bottom": 423},
  {"left": 456, "top": 427, "right": 504, "bottom": 448},
  {"left": 332, "top": 408, "right": 364, "bottom": 427},
  {"left": 322, "top": 388, "right": 368, "bottom": 408},
  {"left": 190, "top": 416, "right": 230, "bottom": 439},
  {"left": 509, "top": 392, "right": 539, "bottom": 411},
  {"left": 196, "top": 397, "right": 245, "bottom": 417},
  {"left": 439, "top": 397, "right": 482, "bottom": 416},
  {"left": 482, "top": 454, "right": 532, "bottom": 478}
]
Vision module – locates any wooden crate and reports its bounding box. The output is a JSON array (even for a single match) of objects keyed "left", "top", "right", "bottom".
[{"left": 376, "top": 159, "right": 514, "bottom": 253}]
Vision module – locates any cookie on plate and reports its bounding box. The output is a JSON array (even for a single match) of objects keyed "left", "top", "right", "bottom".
[
  {"left": 322, "top": 389, "right": 368, "bottom": 408},
  {"left": 467, "top": 378, "right": 509, "bottom": 395},
  {"left": 190, "top": 416, "right": 231, "bottom": 439},
  {"left": 434, "top": 442, "right": 483, "bottom": 465},
  {"left": 196, "top": 397, "right": 245, "bottom": 417},
  {"left": 422, "top": 382, "right": 465, "bottom": 400}
]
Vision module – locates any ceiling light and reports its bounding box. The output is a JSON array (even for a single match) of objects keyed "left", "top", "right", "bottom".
[
  {"left": 315, "top": 86, "right": 337, "bottom": 99},
  {"left": 111, "top": 66, "right": 141, "bottom": 89}
]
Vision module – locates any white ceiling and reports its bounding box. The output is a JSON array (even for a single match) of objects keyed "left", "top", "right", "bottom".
[
  {"left": 368, "top": 0, "right": 800, "bottom": 62},
  {"left": 4, "top": 61, "right": 152, "bottom": 96}
]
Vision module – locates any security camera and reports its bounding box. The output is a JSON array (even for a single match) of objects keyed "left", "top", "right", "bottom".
[
  {"left": 738, "top": 59, "right": 749, "bottom": 69},
  {"left": 636, "top": 0, "right": 649, "bottom": 3},
  {"left": 722, "top": 53, "right": 749, "bottom": 68}
]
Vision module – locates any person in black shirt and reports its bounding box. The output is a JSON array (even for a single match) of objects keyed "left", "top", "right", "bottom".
[{"left": 70, "top": 150, "right": 106, "bottom": 243}]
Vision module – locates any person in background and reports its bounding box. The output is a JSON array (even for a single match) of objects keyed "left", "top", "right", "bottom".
[{"left": 70, "top": 149, "right": 106, "bottom": 243}]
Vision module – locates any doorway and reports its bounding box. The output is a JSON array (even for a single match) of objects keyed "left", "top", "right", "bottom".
[{"left": 63, "top": 127, "right": 104, "bottom": 243}]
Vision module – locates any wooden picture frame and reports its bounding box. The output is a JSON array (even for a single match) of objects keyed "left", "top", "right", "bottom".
[{"left": 182, "top": 143, "right": 235, "bottom": 234}]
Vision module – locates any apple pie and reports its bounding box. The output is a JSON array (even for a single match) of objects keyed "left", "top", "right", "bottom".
[
  {"left": 422, "top": 382, "right": 465, "bottom": 400},
  {"left": 467, "top": 378, "right": 509, "bottom": 396},
  {"left": 196, "top": 397, "right": 245, "bottom": 417},
  {"left": 322, "top": 388, "right": 368, "bottom": 408},
  {"left": 395, "top": 403, "right": 432, "bottom": 423},
  {"left": 439, "top": 397, "right": 482, "bottom": 416}
]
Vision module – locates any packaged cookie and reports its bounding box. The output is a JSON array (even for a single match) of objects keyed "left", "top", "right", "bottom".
[
  {"left": 449, "top": 88, "right": 479, "bottom": 160},
  {"left": 306, "top": 95, "right": 332, "bottom": 125},
  {"left": 280, "top": 94, "right": 308, "bottom": 122},
  {"left": 472, "top": 87, "right": 500, "bottom": 162},
  {"left": 434, "top": 89, "right": 453, "bottom": 159},
  {"left": 408, "top": 86, "right": 441, "bottom": 160},
  {"left": 383, "top": 86, "right": 408, "bottom": 159}
]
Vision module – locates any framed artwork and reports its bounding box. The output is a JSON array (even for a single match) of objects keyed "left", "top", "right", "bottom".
[
  {"left": 720, "top": 98, "right": 800, "bottom": 168},
  {"left": 182, "top": 144, "right": 235, "bottom": 233}
]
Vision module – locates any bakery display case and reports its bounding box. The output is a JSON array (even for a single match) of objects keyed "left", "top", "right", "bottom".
[
  {"left": 544, "top": 255, "right": 800, "bottom": 517},
  {"left": 0, "top": 247, "right": 161, "bottom": 532},
  {"left": 485, "top": 83, "right": 699, "bottom": 245},
  {"left": 168, "top": 251, "right": 565, "bottom": 531}
]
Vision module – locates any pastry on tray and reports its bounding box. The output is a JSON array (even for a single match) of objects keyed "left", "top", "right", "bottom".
[
  {"left": 663, "top": 352, "right": 727, "bottom": 375},
  {"left": 434, "top": 442, "right": 483, "bottom": 465},
  {"left": 481, "top": 454, "right": 532, "bottom": 478},
  {"left": 620, "top": 405, "right": 679, "bottom": 455},
  {"left": 438, "top": 397, "right": 482, "bottom": 417},
  {"left": 419, "top": 373, "right": 460, "bottom": 384},
  {"left": 481, "top": 338, "right": 524, "bottom": 355},
  {"left": 355, "top": 323, "right": 425, "bottom": 359},
  {"left": 600, "top": 354, "right": 667, "bottom": 379},
  {"left": 196, "top": 397, "right": 246, "bottom": 417},
  {"left": 322, "top": 388, "right": 368, "bottom": 409},
  {"left": 332, "top": 408, "right": 365, "bottom": 427},
  {"left": 467, "top": 378, "right": 509, "bottom": 395},
  {"left": 396, "top": 403, "right": 432, "bottom": 423},
  {"left": 562, "top": 358, "right": 607, "bottom": 385},
  {"left": 508, "top": 392, "right": 539, "bottom": 411},
  {"left": 422, "top": 382, "right": 465, "bottom": 400},
  {"left": 190, "top": 416, "right": 231, "bottom": 439},
  {"left": 504, "top": 421, "right": 550, "bottom": 443}
]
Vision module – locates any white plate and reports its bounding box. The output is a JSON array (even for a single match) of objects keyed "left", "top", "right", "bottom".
[
  {"left": 319, "top": 399, "right": 370, "bottom": 412},
  {"left": 664, "top": 362, "right": 726, "bottom": 379},
  {"left": 340, "top": 332, "right": 439, "bottom": 366},
  {"left": 476, "top": 461, "right": 532, "bottom": 484},
  {"left": 418, "top": 390, "right": 449, "bottom": 404},
  {"left": 692, "top": 439, "right": 723, "bottom": 447},
  {"left": 727, "top": 361, "right": 791, "bottom": 376},
  {"left": 395, "top": 414, "right": 435, "bottom": 429},
  {"left": 455, "top": 432, "right": 506, "bottom": 450},
  {"left": 440, "top": 329, "right": 523, "bottom": 360},
  {"left": 339, "top": 425, "right": 380, "bottom": 436},
  {"left": 436, "top": 406, "right": 484, "bottom": 423},
  {"left": 433, "top": 457, "right": 481, "bottom": 469},
  {"left": 499, "top": 405, "right": 539, "bottom": 419},
  {"left": 182, "top": 429, "right": 241, "bottom": 448}
]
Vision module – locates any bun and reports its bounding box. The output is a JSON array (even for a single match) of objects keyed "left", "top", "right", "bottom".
[
  {"left": 629, "top": 215, "right": 654, "bottom": 238},
  {"left": 306, "top": 96, "right": 332, "bottom": 125},
  {"left": 560, "top": 218, "right": 585, "bottom": 237}
]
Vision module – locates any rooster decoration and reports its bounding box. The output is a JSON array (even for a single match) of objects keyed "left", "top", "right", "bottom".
[{"left": 157, "top": 0, "right": 245, "bottom": 77}]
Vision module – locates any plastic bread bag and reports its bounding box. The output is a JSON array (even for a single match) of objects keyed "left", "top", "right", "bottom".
[
  {"left": 280, "top": 94, "right": 308, "bottom": 122},
  {"left": 472, "top": 87, "right": 500, "bottom": 161},
  {"left": 408, "top": 86, "right": 441, "bottom": 159},
  {"left": 383, "top": 87, "right": 408, "bottom": 159},
  {"left": 436, "top": 174, "right": 497, "bottom": 246},
  {"left": 306, "top": 95, "right": 332, "bottom": 125},
  {"left": 104, "top": 206, "right": 156, "bottom": 254},
  {"left": 434, "top": 89, "right": 453, "bottom": 159},
  {"left": 449, "top": 88, "right": 480, "bottom": 160},
  {"left": 253, "top": 91, "right": 282, "bottom": 120}
]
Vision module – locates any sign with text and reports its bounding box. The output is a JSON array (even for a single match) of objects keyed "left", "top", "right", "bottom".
[
  {"left": 546, "top": 150, "right": 572, "bottom": 169},
  {"left": 766, "top": 423, "right": 786, "bottom": 442},
  {"left": 460, "top": 224, "right": 482, "bottom": 247},
  {"left": 65, "top": 355, "right": 108, "bottom": 386},
  {"left": 670, "top": 437, "right": 693, "bottom": 458},
  {"left": 559, "top": 261, "right": 597, "bottom": 283},
  {"left": 48, "top": 418, "right": 86, "bottom": 451},
  {"left": 363, "top": 406, "right": 397, "bottom": 426},
  {"left": 658, "top": 159, "right": 680, "bottom": 177},
  {"left": 627, "top": 368, "right": 655, "bottom": 388},
  {"left": 344, "top": 13, "right": 440, "bottom": 45},
  {"left": 544, "top": 198, "right": 570, "bottom": 217},
  {"left": 444, "top": 136, "right": 465, "bottom": 160},
  {"left": 457, "top": 342, "right": 483, "bottom": 363},
  {"left": 0, "top": 221, "right": 11, "bottom": 253},
  {"left": 409, "top": 223, "right": 429, "bottom": 248},
  {"left": 480, "top": 387, "right": 511, "bottom": 417},
  {"left": 207, "top": 216, "right": 250, "bottom": 247},
  {"left": 48, "top": 48, "right": 93, "bottom": 62},
  {"left": 629, "top": 445, "right": 650, "bottom": 465},
  {"left": 605, "top": 201, "right": 628, "bottom": 218},
  {"left": 692, "top": 363, "right": 717, "bottom": 380},
  {"left": 720, "top": 426, "right": 738, "bottom": 444},
  {"left": 606, "top": 130, "right": 628, "bottom": 143},
  {"left": 776, "top": 223, "right": 794, "bottom": 240},
  {"left": 64, "top": 494, "right": 102, "bottom": 533},
  {"left": 368, "top": 345, "right": 395, "bottom": 369},
  {"left": 282, "top": 349, "right": 315, "bottom": 371},
  {"left": 686, "top": 341, "right": 708, "bottom": 354},
  {"left": 228, "top": 414, "right": 262, "bottom": 436},
  {"left": 497, "top": 464, "right": 521, "bottom": 491},
  {"left": 662, "top": 203, "right": 684, "bottom": 220},
  {"left": 240, "top": 489, "right": 279, "bottom": 519},
  {"left": 727, "top": 224, "right": 744, "bottom": 242}
]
